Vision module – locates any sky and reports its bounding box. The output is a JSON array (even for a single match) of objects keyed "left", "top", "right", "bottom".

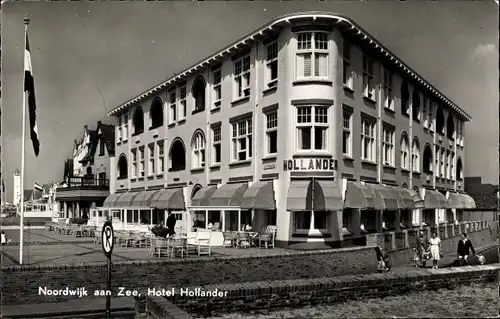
[{"left": 1, "top": 1, "right": 498, "bottom": 202}]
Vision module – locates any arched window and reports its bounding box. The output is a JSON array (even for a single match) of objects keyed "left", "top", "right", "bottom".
[
  {"left": 117, "top": 154, "right": 128, "bottom": 179},
  {"left": 436, "top": 107, "right": 445, "bottom": 134},
  {"left": 412, "top": 137, "right": 420, "bottom": 173},
  {"left": 150, "top": 98, "right": 164, "bottom": 128},
  {"left": 191, "top": 131, "right": 206, "bottom": 169},
  {"left": 191, "top": 184, "right": 203, "bottom": 198},
  {"left": 412, "top": 89, "right": 420, "bottom": 121},
  {"left": 400, "top": 133, "right": 410, "bottom": 170},
  {"left": 446, "top": 114, "right": 455, "bottom": 139},
  {"left": 132, "top": 107, "right": 144, "bottom": 135},
  {"left": 401, "top": 82, "right": 410, "bottom": 115},
  {"left": 423, "top": 144, "right": 433, "bottom": 174},
  {"left": 192, "top": 77, "right": 206, "bottom": 112},
  {"left": 169, "top": 139, "right": 186, "bottom": 171},
  {"left": 456, "top": 158, "right": 463, "bottom": 180},
  {"left": 86, "top": 166, "right": 93, "bottom": 176}
]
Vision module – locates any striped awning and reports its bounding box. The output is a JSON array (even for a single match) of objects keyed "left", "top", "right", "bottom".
[
  {"left": 344, "top": 182, "right": 384, "bottom": 210},
  {"left": 209, "top": 183, "right": 248, "bottom": 207},
  {"left": 447, "top": 192, "right": 463, "bottom": 209},
  {"left": 314, "top": 180, "right": 343, "bottom": 211},
  {"left": 286, "top": 180, "right": 312, "bottom": 211},
  {"left": 115, "top": 192, "right": 141, "bottom": 208},
  {"left": 391, "top": 186, "right": 415, "bottom": 209},
  {"left": 241, "top": 181, "right": 276, "bottom": 210},
  {"left": 423, "top": 189, "right": 447, "bottom": 209},
  {"left": 102, "top": 193, "right": 124, "bottom": 208},
  {"left": 131, "top": 190, "right": 159, "bottom": 207},
  {"left": 191, "top": 186, "right": 217, "bottom": 207},
  {"left": 151, "top": 188, "right": 185, "bottom": 210},
  {"left": 372, "top": 184, "right": 400, "bottom": 210},
  {"left": 461, "top": 193, "right": 477, "bottom": 209}
]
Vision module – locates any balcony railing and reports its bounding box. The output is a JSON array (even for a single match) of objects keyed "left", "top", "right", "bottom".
[{"left": 65, "top": 176, "right": 109, "bottom": 189}]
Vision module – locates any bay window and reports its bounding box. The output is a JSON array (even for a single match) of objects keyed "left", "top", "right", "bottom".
[
  {"left": 296, "top": 106, "right": 329, "bottom": 151},
  {"left": 296, "top": 32, "right": 329, "bottom": 79},
  {"left": 231, "top": 119, "right": 252, "bottom": 161},
  {"left": 234, "top": 55, "right": 250, "bottom": 99},
  {"left": 294, "top": 211, "right": 329, "bottom": 233},
  {"left": 361, "top": 119, "right": 376, "bottom": 162}
]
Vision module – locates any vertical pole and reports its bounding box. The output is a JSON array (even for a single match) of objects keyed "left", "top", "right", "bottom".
[
  {"left": 106, "top": 256, "right": 111, "bottom": 319},
  {"left": 19, "top": 16, "right": 30, "bottom": 265}
]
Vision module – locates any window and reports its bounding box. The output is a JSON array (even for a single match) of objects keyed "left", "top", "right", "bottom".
[
  {"left": 139, "top": 147, "right": 145, "bottom": 177},
  {"left": 212, "top": 126, "right": 221, "bottom": 165},
  {"left": 445, "top": 151, "right": 450, "bottom": 179},
  {"left": 296, "top": 32, "right": 329, "bottom": 79},
  {"left": 117, "top": 154, "right": 128, "bottom": 179},
  {"left": 123, "top": 113, "right": 128, "bottom": 140},
  {"left": 361, "top": 119, "right": 376, "bottom": 162},
  {"left": 400, "top": 134, "right": 410, "bottom": 170},
  {"left": 440, "top": 148, "right": 445, "bottom": 178},
  {"left": 148, "top": 144, "right": 155, "bottom": 176},
  {"left": 117, "top": 116, "right": 122, "bottom": 142},
  {"left": 436, "top": 107, "right": 445, "bottom": 134},
  {"left": 435, "top": 145, "right": 440, "bottom": 177},
  {"left": 231, "top": 119, "right": 252, "bottom": 161},
  {"left": 383, "top": 69, "right": 393, "bottom": 109},
  {"left": 212, "top": 69, "right": 222, "bottom": 108},
  {"left": 157, "top": 142, "right": 164, "bottom": 174},
  {"left": 401, "top": 82, "right": 410, "bottom": 115},
  {"left": 297, "top": 106, "right": 329, "bottom": 151},
  {"left": 363, "top": 55, "right": 375, "bottom": 100},
  {"left": 382, "top": 127, "right": 395, "bottom": 166},
  {"left": 191, "top": 131, "right": 206, "bottom": 169},
  {"left": 169, "top": 139, "right": 186, "bottom": 171},
  {"left": 428, "top": 101, "right": 434, "bottom": 131},
  {"left": 169, "top": 90, "right": 177, "bottom": 123},
  {"left": 412, "top": 90, "right": 420, "bottom": 121},
  {"left": 342, "top": 40, "right": 353, "bottom": 89},
  {"left": 234, "top": 55, "right": 251, "bottom": 99},
  {"left": 294, "top": 211, "right": 328, "bottom": 232},
  {"left": 265, "top": 111, "right": 278, "bottom": 155},
  {"left": 266, "top": 41, "right": 278, "bottom": 86},
  {"left": 342, "top": 112, "right": 352, "bottom": 156},
  {"left": 192, "top": 77, "right": 206, "bottom": 112},
  {"left": 446, "top": 114, "right": 455, "bottom": 139},
  {"left": 179, "top": 86, "right": 187, "bottom": 120},
  {"left": 456, "top": 158, "right": 463, "bottom": 180},
  {"left": 422, "top": 97, "right": 428, "bottom": 128},
  {"left": 150, "top": 98, "right": 164, "bottom": 128},
  {"left": 423, "top": 145, "right": 433, "bottom": 174},
  {"left": 412, "top": 138, "right": 420, "bottom": 173},
  {"left": 131, "top": 149, "right": 137, "bottom": 178},
  {"left": 132, "top": 107, "right": 144, "bottom": 135},
  {"left": 450, "top": 152, "right": 455, "bottom": 180}
]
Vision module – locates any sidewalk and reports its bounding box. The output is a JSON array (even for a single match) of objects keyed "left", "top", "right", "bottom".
[{"left": 0, "top": 297, "right": 135, "bottom": 318}]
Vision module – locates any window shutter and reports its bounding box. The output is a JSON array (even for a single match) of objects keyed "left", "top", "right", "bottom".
[{"left": 303, "top": 53, "right": 312, "bottom": 77}]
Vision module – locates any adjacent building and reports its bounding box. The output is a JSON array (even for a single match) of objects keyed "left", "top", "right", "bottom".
[
  {"left": 463, "top": 176, "right": 498, "bottom": 222},
  {"left": 55, "top": 121, "right": 115, "bottom": 218},
  {"left": 101, "top": 12, "right": 476, "bottom": 248}
]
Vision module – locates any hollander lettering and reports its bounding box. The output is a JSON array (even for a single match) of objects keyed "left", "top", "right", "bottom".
[
  {"left": 147, "top": 287, "right": 228, "bottom": 298},
  {"left": 38, "top": 286, "right": 88, "bottom": 298},
  {"left": 283, "top": 158, "right": 337, "bottom": 171}
]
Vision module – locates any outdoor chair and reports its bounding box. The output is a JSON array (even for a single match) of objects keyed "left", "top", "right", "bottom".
[
  {"left": 94, "top": 231, "right": 102, "bottom": 245},
  {"left": 121, "top": 232, "right": 135, "bottom": 247},
  {"left": 258, "top": 225, "right": 277, "bottom": 249},
  {"left": 236, "top": 232, "right": 250, "bottom": 249},
  {"left": 222, "top": 231, "right": 236, "bottom": 248},
  {"left": 169, "top": 237, "right": 188, "bottom": 258},
  {"left": 132, "top": 233, "right": 146, "bottom": 248},
  {"left": 188, "top": 231, "right": 211, "bottom": 256},
  {"left": 151, "top": 238, "right": 168, "bottom": 257}
]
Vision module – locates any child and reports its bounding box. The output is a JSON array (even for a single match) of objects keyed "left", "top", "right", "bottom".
[{"left": 1, "top": 231, "right": 12, "bottom": 245}]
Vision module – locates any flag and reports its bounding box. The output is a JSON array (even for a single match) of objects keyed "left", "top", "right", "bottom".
[
  {"left": 25, "top": 31, "right": 40, "bottom": 156},
  {"left": 34, "top": 182, "right": 43, "bottom": 192}
]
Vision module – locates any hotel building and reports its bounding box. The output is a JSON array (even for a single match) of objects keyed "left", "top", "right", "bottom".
[{"left": 101, "top": 12, "right": 475, "bottom": 249}]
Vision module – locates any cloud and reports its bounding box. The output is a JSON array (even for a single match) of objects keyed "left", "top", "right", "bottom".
[{"left": 471, "top": 43, "right": 498, "bottom": 60}]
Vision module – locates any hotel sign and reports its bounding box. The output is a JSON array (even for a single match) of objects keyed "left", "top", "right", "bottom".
[{"left": 283, "top": 158, "right": 337, "bottom": 171}]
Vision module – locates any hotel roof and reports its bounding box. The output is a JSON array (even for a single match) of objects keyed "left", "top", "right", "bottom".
[{"left": 108, "top": 11, "right": 471, "bottom": 121}]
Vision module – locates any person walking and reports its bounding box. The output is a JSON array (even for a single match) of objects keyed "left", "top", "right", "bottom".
[
  {"left": 457, "top": 233, "right": 475, "bottom": 265},
  {"left": 375, "top": 246, "right": 391, "bottom": 272},
  {"left": 166, "top": 211, "right": 177, "bottom": 237},
  {"left": 428, "top": 232, "right": 442, "bottom": 269}
]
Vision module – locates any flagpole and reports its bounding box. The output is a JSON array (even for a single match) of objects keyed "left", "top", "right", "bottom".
[{"left": 19, "top": 16, "right": 30, "bottom": 265}]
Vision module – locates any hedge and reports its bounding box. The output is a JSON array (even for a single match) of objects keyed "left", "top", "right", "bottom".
[{"left": 0, "top": 216, "right": 52, "bottom": 226}]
